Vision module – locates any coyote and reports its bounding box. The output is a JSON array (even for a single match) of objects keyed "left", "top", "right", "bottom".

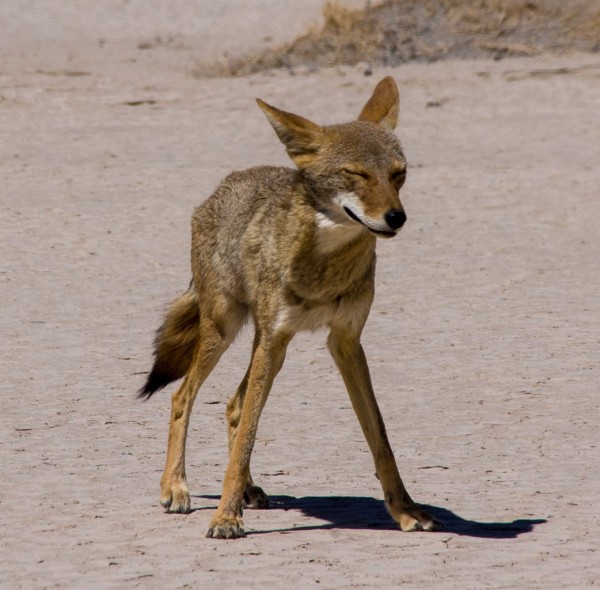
[{"left": 140, "top": 77, "right": 439, "bottom": 538}]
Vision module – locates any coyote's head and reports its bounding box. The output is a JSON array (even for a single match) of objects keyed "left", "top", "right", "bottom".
[{"left": 257, "top": 77, "right": 407, "bottom": 238}]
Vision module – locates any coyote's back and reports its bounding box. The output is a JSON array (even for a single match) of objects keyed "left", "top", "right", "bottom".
[{"left": 140, "top": 77, "right": 440, "bottom": 538}]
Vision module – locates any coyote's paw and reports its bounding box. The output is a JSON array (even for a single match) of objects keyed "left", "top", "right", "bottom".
[
  {"left": 243, "top": 483, "right": 269, "bottom": 509},
  {"left": 160, "top": 480, "right": 191, "bottom": 514},
  {"left": 391, "top": 503, "right": 441, "bottom": 532},
  {"left": 206, "top": 515, "right": 245, "bottom": 539}
]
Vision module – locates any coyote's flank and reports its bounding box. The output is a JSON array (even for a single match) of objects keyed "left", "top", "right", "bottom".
[{"left": 140, "top": 77, "right": 440, "bottom": 539}]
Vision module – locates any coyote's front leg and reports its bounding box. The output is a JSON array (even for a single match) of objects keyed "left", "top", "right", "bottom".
[
  {"left": 226, "top": 337, "right": 270, "bottom": 509},
  {"left": 327, "top": 325, "right": 440, "bottom": 532},
  {"left": 207, "top": 332, "right": 291, "bottom": 539}
]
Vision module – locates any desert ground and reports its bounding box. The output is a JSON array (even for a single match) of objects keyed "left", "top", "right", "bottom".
[{"left": 1, "top": 1, "right": 599, "bottom": 588}]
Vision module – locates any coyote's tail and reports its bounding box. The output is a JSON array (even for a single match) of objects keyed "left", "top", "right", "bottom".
[{"left": 138, "top": 287, "right": 200, "bottom": 399}]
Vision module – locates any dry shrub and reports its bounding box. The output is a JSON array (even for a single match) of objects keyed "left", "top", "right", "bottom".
[
  {"left": 193, "top": 0, "right": 600, "bottom": 78},
  {"left": 443, "top": 0, "right": 544, "bottom": 34}
]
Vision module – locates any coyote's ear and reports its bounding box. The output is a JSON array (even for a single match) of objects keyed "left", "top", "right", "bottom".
[
  {"left": 256, "top": 99, "right": 322, "bottom": 166},
  {"left": 357, "top": 76, "right": 399, "bottom": 130}
]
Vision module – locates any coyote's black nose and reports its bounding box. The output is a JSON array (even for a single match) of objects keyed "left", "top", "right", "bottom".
[{"left": 385, "top": 209, "right": 407, "bottom": 230}]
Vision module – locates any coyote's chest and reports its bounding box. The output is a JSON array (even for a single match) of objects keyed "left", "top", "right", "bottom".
[
  {"left": 282, "top": 217, "right": 376, "bottom": 303},
  {"left": 275, "top": 232, "right": 375, "bottom": 334}
]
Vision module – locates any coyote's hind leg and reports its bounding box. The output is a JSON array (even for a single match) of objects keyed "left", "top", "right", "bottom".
[{"left": 161, "top": 306, "right": 244, "bottom": 513}]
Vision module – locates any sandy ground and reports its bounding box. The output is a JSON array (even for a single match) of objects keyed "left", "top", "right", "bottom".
[{"left": 1, "top": 2, "right": 600, "bottom": 588}]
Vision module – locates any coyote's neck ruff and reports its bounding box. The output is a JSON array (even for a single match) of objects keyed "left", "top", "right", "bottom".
[{"left": 140, "top": 77, "right": 439, "bottom": 539}]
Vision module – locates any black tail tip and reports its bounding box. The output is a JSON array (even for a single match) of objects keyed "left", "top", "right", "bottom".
[{"left": 137, "top": 370, "right": 171, "bottom": 400}]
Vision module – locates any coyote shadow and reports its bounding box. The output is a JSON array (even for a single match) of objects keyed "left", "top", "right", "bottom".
[{"left": 198, "top": 494, "right": 546, "bottom": 538}]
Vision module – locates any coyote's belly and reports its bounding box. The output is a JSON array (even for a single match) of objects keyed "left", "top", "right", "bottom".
[{"left": 273, "top": 296, "right": 368, "bottom": 333}]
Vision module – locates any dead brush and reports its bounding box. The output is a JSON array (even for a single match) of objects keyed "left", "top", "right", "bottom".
[
  {"left": 192, "top": 0, "right": 600, "bottom": 78},
  {"left": 442, "top": 0, "right": 545, "bottom": 36}
]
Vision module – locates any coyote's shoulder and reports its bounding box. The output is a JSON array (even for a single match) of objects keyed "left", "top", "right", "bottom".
[{"left": 193, "top": 161, "right": 376, "bottom": 311}]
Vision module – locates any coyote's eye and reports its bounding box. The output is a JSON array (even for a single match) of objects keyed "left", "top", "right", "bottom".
[
  {"left": 390, "top": 168, "right": 406, "bottom": 186},
  {"left": 342, "top": 168, "right": 370, "bottom": 180}
]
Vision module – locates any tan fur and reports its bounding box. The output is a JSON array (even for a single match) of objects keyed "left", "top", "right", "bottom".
[{"left": 140, "top": 77, "right": 439, "bottom": 538}]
